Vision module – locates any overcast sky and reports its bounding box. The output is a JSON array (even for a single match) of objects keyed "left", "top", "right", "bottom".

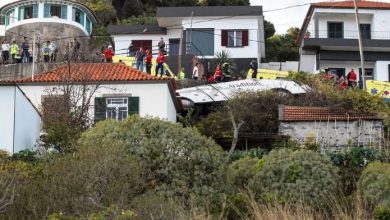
[{"left": 251, "top": 0, "right": 390, "bottom": 33}]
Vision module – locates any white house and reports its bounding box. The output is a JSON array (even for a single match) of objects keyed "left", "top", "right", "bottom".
[
  {"left": 0, "top": 63, "right": 181, "bottom": 153},
  {"left": 297, "top": 0, "right": 390, "bottom": 86},
  {"left": 0, "top": 85, "right": 41, "bottom": 154},
  {"left": 0, "top": 0, "right": 98, "bottom": 39},
  {"left": 108, "top": 6, "right": 265, "bottom": 74}
]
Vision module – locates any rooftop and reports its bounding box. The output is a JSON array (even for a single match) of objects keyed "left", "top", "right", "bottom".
[
  {"left": 313, "top": 0, "right": 390, "bottom": 9},
  {"left": 156, "top": 6, "right": 263, "bottom": 17},
  {"left": 0, "top": 63, "right": 170, "bottom": 84},
  {"left": 279, "top": 105, "right": 381, "bottom": 122},
  {"left": 107, "top": 24, "right": 166, "bottom": 35}
]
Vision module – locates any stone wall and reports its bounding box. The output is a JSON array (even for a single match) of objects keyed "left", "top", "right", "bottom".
[{"left": 279, "top": 120, "right": 384, "bottom": 150}]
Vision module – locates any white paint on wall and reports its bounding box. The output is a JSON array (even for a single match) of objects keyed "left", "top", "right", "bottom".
[
  {"left": 0, "top": 86, "right": 41, "bottom": 154},
  {"left": 18, "top": 82, "right": 177, "bottom": 122},
  {"left": 0, "top": 86, "right": 16, "bottom": 153},
  {"left": 13, "top": 87, "right": 41, "bottom": 153},
  {"left": 375, "top": 61, "right": 390, "bottom": 82}
]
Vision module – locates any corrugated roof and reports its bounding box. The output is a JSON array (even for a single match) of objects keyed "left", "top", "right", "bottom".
[
  {"left": 1, "top": 63, "right": 169, "bottom": 83},
  {"left": 280, "top": 105, "right": 381, "bottom": 121},
  {"left": 156, "top": 6, "right": 263, "bottom": 17}
]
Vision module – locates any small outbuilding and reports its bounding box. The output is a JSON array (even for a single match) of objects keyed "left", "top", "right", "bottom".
[{"left": 279, "top": 105, "right": 384, "bottom": 150}]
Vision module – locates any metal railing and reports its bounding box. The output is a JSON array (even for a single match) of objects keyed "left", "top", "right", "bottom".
[{"left": 304, "top": 30, "right": 390, "bottom": 40}]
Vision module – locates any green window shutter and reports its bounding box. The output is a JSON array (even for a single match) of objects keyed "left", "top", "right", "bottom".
[
  {"left": 44, "top": 4, "right": 50, "bottom": 18},
  {"left": 18, "top": 7, "right": 24, "bottom": 21},
  {"left": 61, "top": 5, "right": 67, "bottom": 19},
  {"left": 32, "top": 4, "right": 38, "bottom": 18},
  {"left": 94, "top": 97, "right": 106, "bottom": 124},
  {"left": 128, "top": 97, "right": 139, "bottom": 116}
]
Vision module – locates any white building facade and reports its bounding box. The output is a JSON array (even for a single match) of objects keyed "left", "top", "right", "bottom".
[
  {"left": 108, "top": 6, "right": 265, "bottom": 74},
  {"left": 297, "top": 1, "right": 390, "bottom": 86},
  {"left": 0, "top": 0, "right": 97, "bottom": 38}
]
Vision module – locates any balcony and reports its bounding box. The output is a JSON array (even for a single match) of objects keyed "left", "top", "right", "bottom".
[{"left": 302, "top": 30, "right": 390, "bottom": 52}]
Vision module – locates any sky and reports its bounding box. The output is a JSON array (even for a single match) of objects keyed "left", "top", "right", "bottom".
[{"left": 251, "top": 0, "right": 390, "bottom": 34}]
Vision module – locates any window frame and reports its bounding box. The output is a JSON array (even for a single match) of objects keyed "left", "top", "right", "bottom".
[
  {"left": 50, "top": 5, "right": 62, "bottom": 18},
  {"left": 227, "top": 30, "right": 244, "bottom": 48},
  {"left": 105, "top": 97, "right": 129, "bottom": 122},
  {"left": 360, "top": 23, "right": 371, "bottom": 40},
  {"left": 23, "top": 5, "right": 34, "bottom": 20},
  {"left": 327, "top": 22, "right": 344, "bottom": 39}
]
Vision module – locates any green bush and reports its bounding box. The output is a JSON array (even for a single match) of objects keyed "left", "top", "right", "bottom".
[
  {"left": 358, "top": 162, "right": 390, "bottom": 207},
  {"left": 227, "top": 157, "right": 263, "bottom": 189},
  {"left": 78, "top": 116, "right": 227, "bottom": 202},
  {"left": 249, "top": 149, "right": 340, "bottom": 208},
  {"left": 373, "top": 205, "right": 390, "bottom": 220},
  {"left": 230, "top": 148, "right": 268, "bottom": 161},
  {"left": 12, "top": 150, "right": 38, "bottom": 163}
]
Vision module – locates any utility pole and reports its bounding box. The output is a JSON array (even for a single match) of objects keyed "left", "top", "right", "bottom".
[
  {"left": 178, "top": 27, "right": 184, "bottom": 77},
  {"left": 353, "top": 0, "right": 366, "bottom": 90},
  {"left": 190, "top": 11, "right": 194, "bottom": 54},
  {"left": 32, "top": 31, "right": 36, "bottom": 81}
]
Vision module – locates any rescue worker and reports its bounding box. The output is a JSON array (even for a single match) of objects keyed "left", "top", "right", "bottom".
[
  {"left": 10, "top": 40, "right": 19, "bottom": 64},
  {"left": 155, "top": 51, "right": 165, "bottom": 77},
  {"left": 42, "top": 41, "right": 51, "bottom": 63},
  {"left": 214, "top": 64, "right": 223, "bottom": 82}
]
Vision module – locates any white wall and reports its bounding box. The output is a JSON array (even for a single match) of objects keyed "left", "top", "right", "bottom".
[
  {"left": 299, "top": 54, "right": 316, "bottom": 73},
  {"left": 260, "top": 61, "right": 298, "bottom": 72},
  {"left": 375, "top": 61, "right": 390, "bottom": 81},
  {"left": 13, "top": 87, "right": 41, "bottom": 153},
  {"left": 112, "top": 16, "right": 264, "bottom": 59},
  {"left": 182, "top": 16, "right": 262, "bottom": 59},
  {"left": 0, "top": 87, "right": 15, "bottom": 153},
  {"left": 18, "top": 82, "right": 177, "bottom": 122},
  {"left": 0, "top": 86, "right": 40, "bottom": 154}
]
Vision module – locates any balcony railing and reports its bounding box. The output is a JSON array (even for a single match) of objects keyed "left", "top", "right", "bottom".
[{"left": 304, "top": 30, "right": 390, "bottom": 40}]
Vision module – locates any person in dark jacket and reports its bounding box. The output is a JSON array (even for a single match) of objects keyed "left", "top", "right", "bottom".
[
  {"left": 21, "top": 37, "right": 30, "bottom": 63},
  {"left": 250, "top": 59, "right": 258, "bottom": 79}
]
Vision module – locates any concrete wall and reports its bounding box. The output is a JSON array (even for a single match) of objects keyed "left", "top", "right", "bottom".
[
  {"left": 280, "top": 120, "right": 384, "bottom": 150},
  {"left": 260, "top": 61, "right": 299, "bottom": 72},
  {"left": 299, "top": 53, "right": 316, "bottom": 73},
  {"left": 18, "top": 82, "right": 177, "bottom": 122}
]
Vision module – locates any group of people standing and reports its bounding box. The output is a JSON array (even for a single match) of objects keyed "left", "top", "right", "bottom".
[
  {"left": 126, "top": 37, "right": 167, "bottom": 76},
  {"left": 1, "top": 38, "right": 31, "bottom": 64},
  {"left": 325, "top": 68, "right": 357, "bottom": 89}
]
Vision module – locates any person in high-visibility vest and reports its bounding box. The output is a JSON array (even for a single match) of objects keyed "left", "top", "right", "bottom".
[
  {"left": 42, "top": 41, "right": 51, "bottom": 63},
  {"left": 179, "top": 68, "right": 186, "bottom": 79},
  {"left": 10, "top": 40, "right": 19, "bottom": 64}
]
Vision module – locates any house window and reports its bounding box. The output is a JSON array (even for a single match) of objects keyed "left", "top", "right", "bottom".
[
  {"left": 5, "top": 9, "right": 15, "bottom": 26},
  {"left": 17, "top": 5, "right": 38, "bottom": 21},
  {"left": 86, "top": 17, "right": 91, "bottom": 34},
  {"left": 359, "top": 68, "right": 374, "bottom": 89},
  {"left": 94, "top": 96, "right": 139, "bottom": 123},
  {"left": 222, "top": 30, "right": 249, "bottom": 48},
  {"left": 328, "top": 22, "right": 343, "bottom": 39},
  {"left": 360, "top": 24, "right": 371, "bottom": 39},
  {"left": 186, "top": 29, "right": 214, "bottom": 56},
  {"left": 329, "top": 68, "right": 345, "bottom": 78},
  {"left": 44, "top": 4, "right": 67, "bottom": 19},
  {"left": 73, "top": 8, "right": 84, "bottom": 26},
  {"left": 106, "top": 97, "right": 128, "bottom": 121}
]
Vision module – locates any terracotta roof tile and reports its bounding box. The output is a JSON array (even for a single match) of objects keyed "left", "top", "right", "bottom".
[
  {"left": 280, "top": 105, "right": 381, "bottom": 121},
  {"left": 313, "top": 1, "right": 390, "bottom": 9},
  {"left": 4, "top": 63, "right": 170, "bottom": 83}
]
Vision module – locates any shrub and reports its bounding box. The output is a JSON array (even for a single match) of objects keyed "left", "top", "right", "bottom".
[
  {"left": 227, "top": 157, "right": 263, "bottom": 189},
  {"left": 78, "top": 116, "right": 227, "bottom": 202},
  {"left": 249, "top": 149, "right": 340, "bottom": 208},
  {"left": 12, "top": 150, "right": 38, "bottom": 163},
  {"left": 358, "top": 162, "right": 390, "bottom": 208},
  {"left": 373, "top": 205, "right": 390, "bottom": 220},
  {"left": 230, "top": 148, "right": 268, "bottom": 161}
]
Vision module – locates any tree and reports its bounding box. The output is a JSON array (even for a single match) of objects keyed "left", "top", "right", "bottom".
[
  {"left": 265, "top": 27, "right": 300, "bottom": 63},
  {"left": 264, "top": 20, "right": 276, "bottom": 39},
  {"left": 79, "top": 0, "right": 117, "bottom": 24}
]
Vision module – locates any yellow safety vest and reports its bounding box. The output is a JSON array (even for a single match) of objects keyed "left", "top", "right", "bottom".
[{"left": 10, "top": 44, "right": 19, "bottom": 55}]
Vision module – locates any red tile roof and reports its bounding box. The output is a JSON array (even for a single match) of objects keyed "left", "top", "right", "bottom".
[
  {"left": 313, "top": 0, "right": 390, "bottom": 9},
  {"left": 6, "top": 63, "right": 169, "bottom": 83},
  {"left": 280, "top": 105, "right": 381, "bottom": 121}
]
